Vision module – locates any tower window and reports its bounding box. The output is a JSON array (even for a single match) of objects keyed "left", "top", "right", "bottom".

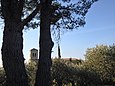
[
  {"left": 33, "top": 53, "right": 34, "bottom": 57},
  {"left": 35, "top": 53, "right": 36, "bottom": 57}
]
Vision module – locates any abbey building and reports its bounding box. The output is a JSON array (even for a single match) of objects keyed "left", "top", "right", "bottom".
[{"left": 30, "top": 48, "right": 38, "bottom": 60}]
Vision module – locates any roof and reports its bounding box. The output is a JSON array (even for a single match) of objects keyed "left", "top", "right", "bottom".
[
  {"left": 30, "top": 48, "right": 38, "bottom": 51},
  {"left": 62, "top": 58, "right": 80, "bottom": 61}
]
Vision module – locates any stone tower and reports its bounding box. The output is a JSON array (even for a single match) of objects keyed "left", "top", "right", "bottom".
[{"left": 30, "top": 48, "right": 38, "bottom": 60}]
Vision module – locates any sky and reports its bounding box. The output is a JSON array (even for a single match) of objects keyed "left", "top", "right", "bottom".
[{"left": 0, "top": 0, "right": 115, "bottom": 66}]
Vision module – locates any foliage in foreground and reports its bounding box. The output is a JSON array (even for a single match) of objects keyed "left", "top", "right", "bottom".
[
  {"left": 0, "top": 44, "right": 115, "bottom": 86},
  {"left": 51, "top": 59, "right": 100, "bottom": 86},
  {"left": 0, "top": 67, "right": 5, "bottom": 86},
  {"left": 83, "top": 44, "right": 115, "bottom": 85},
  {"left": 0, "top": 59, "right": 99, "bottom": 86}
]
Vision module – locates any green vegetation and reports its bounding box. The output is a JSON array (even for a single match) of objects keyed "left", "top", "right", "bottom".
[
  {"left": 26, "top": 61, "right": 38, "bottom": 86},
  {"left": 0, "top": 67, "right": 5, "bottom": 86},
  {"left": 0, "top": 44, "right": 115, "bottom": 86},
  {"left": 83, "top": 44, "right": 115, "bottom": 85},
  {"left": 51, "top": 59, "right": 100, "bottom": 86}
]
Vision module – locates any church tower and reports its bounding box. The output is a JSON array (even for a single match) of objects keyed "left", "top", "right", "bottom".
[{"left": 30, "top": 48, "right": 38, "bottom": 60}]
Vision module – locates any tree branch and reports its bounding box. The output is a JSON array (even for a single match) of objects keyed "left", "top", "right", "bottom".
[{"left": 21, "top": 4, "right": 41, "bottom": 27}]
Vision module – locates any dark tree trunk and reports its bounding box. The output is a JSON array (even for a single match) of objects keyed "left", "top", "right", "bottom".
[
  {"left": 35, "top": 1, "right": 54, "bottom": 86},
  {"left": 1, "top": 1, "right": 29, "bottom": 86},
  {"left": 71, "top": 81, "right": 75, "bottom": 86},
  {"left": 1, "top": 21, "right": 29, "bottom": 86},
  {"left": 57, "top": 80, "right": 62, "bottom": 86}
]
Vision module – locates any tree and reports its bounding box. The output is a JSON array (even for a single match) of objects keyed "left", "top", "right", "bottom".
[
  {"left": 84, "top": 44, "right": 115, "bottom": 85},
  {"left": 34, "top": 0, "right": 98, "bottom": 86},
  {"left": 1, "top": 0, "right": 40, "bottom": 86},
  {"left": 0, "top": 0, "right": 98, "bottom": 86}
]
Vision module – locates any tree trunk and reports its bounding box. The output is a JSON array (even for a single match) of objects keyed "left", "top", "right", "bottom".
[
  {"left": 1, "top": 21, "right": 29, "bottom": 86},
  {"left": 57, "top": 80, "right": 62, "bottom": 86},
  {"left": 1, "top": 1, "right": 29, "bottom": 85},
  {"left": 71, "top": 81, "right": 75, "bottom": 86},
  {"left": 34, "top": 1, "right": 54, "bottom": 86}
]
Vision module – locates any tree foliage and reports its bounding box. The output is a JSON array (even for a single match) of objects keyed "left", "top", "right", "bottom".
[
  {"left": 18, "top": 0, "right": 98, "bottom": 30},
  {"left": 84, "top": 44, "right": 115, "bottom": 85},
  {"left": 51, "top": 58, "right": 100, "bottom": 86},
  {"left": 21, "top": 0, "right": 98, "bottom": 44},
  {"left": 26, "top": 61, "right": 38, "bottom": 86},
  {"left": 0, "top": 67, "right": 6, "bottom": 86}
]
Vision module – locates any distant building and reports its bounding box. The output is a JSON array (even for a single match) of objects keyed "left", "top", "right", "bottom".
[
  {"left": 29, "top": 48, "right": 82, "bottom": 65},
  {"left": 62, "top": 58, "right": 83, "bottom": 65},
  {"left": 30, "top": 48, "right": 38, "bottom": 61}
]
